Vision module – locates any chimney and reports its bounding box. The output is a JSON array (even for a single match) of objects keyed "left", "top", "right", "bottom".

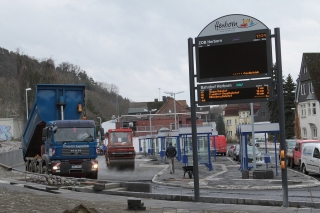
[{"left": 154, "top": 98, "right": 158, "bottom": 102}]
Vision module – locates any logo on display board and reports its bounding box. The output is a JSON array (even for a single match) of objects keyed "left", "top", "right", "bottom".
[
  {"left": 215, "top": 19, "right": 257, "bottom": 32},
  {"left": 198, "top": 14, "right": 268, "bottom": 37}
]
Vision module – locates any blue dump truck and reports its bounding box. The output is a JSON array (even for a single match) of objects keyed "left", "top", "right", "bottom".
[{"left": 22, "top": 84, "right": 103, "bottom": 179}]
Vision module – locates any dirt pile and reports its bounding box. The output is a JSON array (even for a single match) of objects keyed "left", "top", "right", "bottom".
[{"left": 63, "top": 204, "right": 99, "bottom": 213}]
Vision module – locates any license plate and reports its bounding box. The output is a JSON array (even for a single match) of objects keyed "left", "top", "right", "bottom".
[{"left": 71, "top": 165, "right": 82, "bottom": 169}]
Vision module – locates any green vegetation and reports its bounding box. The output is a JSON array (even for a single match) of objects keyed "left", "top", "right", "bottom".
[{"left": 0, "top": 47, "right": 129, "bottom": 123}]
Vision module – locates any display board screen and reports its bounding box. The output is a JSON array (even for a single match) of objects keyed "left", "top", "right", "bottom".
[
  {"left": 195, "top": 29, "right": 271, "bottom": 82},
  {"left": 197, "top": 79, "right": 272, "bottom": 105}
]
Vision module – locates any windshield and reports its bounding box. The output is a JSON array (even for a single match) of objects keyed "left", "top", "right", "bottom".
[
  {"left": 54, "top": 127, "right": 95, "bottom": 142},
  {"left": 286, "top": 140, "right": 296, "bottom": 149},
  {"left": 247, "top": 146, "right": 259, "bottom": 153},
  {"left": 109, "top": 132, "right": 132, "bottom": 146}
]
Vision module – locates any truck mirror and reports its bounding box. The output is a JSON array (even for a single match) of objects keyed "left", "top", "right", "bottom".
[
  {"left": 42, "top": 129, "right": 47, "bottom": 142},
  {"left": 52, "top": 126, "right": 58, "bottom": 133}
]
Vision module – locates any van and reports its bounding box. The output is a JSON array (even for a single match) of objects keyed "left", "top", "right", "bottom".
[
  {"left": 290, "top": 140, "right": 320, "bottom": 169},
  {"left": 210, "top": 135, "right": 227, "bottom": 156},
  {"left": 301, "top": 143, "right": 320, "bottom": 175}
]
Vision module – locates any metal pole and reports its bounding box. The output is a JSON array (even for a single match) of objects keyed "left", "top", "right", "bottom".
[
  {"left": 149, "top": 111, "right": 152, "bottom": 136},
  {"left": 174, "top": 93, "right": 176, "bottom": 130},
  {"left": 26, "top": 89, "right": 28, "bottom": 120},
  {"left": 251, "top": 103, "right": 256, "bottom": 169},
  {"left": 188, "top": 37, "right": 199, "bottom": 202},
  {"left": 275, "top": 27, "right": 288, "bottom": 207}
]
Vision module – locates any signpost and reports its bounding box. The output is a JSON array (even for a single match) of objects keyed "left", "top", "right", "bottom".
[{"left": 188, "top": 14, "right": 288, "bottom": 206}]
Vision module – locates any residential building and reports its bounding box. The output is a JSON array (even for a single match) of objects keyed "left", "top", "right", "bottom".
[
  {"left": 223, "top": 103, "right": 270, "bottom": 141},
  {"left": 120, "top": 97, "right": 205, "bottom": 137},
  {"left": 294, "top": 53, "right": 320, "bottom": 140}
]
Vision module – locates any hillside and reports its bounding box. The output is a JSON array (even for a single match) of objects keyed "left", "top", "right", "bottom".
[{"left": 0, "top": 47, "right": 129, "bottom": 123}]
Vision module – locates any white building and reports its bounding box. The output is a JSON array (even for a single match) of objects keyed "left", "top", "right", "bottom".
[{"left": 295, "top": 53, "right": 320, "bottom": 140}]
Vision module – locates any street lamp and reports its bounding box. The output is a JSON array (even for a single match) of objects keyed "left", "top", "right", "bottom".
[
  {"left": 149, "top": 109, "right": 157, "bottom": 136},
  {"left": 26, "top": 88, "right": 32, "bottom": 120},
  {"left": 164, "top": 91, "right": 184, "bottom": 130}
]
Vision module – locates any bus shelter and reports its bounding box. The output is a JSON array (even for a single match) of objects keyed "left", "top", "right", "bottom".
[
  {"left": 236, "top": 123, "right": 280, "bottom": 176},
  {"left": 145, "top": 134, "right": 157, "bottom": 158},
  {"left": 138, "top": 135, "right": 146, "bottom": 154},
  {"left": 156, "top": 131, "right": 180, "bottom": 162},
  {"left": 179, "top": 126, "right": 213, "bottom": 171}
]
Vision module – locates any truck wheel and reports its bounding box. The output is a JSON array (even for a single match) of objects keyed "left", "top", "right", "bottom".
[
  {"left": 28, "top": 162, "right": 33, "bottom": 172},
  {"left": 42, "top": 165, "right": 48, "bottom": 174},
  {"left": 302, "top": 164, "right": 308, "bottom": 175},
  {"left": 88, "top": 172, "right": 98, "bottom": 179},
  {"left": 36, "top": 165, "right": 41, "bottom": 173}
]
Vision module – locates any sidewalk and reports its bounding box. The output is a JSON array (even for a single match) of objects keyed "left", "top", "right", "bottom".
[{"left": 147, "top": 154, "right": 320, "bottom": 190}]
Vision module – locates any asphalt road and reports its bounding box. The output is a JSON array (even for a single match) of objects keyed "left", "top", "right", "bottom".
[{"left": 11, "top": 149, "right": 320, "bottom": 203}]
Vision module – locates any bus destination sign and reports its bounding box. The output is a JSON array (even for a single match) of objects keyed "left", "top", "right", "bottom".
[{"left": 197, "top": 79, "right": 272, "bottom": 105}]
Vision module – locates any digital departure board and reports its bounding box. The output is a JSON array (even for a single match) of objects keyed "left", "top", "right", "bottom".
[
  {"left": 197, "top": 79, "right": 272, "bottom": 105},
  {"left": 195, "top": 29, "right": 272, "bottom": 82}
]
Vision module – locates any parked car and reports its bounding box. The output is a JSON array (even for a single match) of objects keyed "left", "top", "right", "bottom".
[
  {"left": 233, "top": 145, "right": 240, "bottom": 161},
  {"left": 237, "top": 145, "right": 262, "bottom": 163},
  {"left": 246, "top": 145, "right": 262, "bottom": 163},
  {"left": 227, "top": 145, "right": 236, "bottom": 157},
  {"left": 301, "top": 143, "right": 320, "bottom": 175},
  {"left": 210, "top": 135, "right": 227, "bottom": 156},
  {"left": 290, "top": 140, "right": 320, "bottom": 169}
]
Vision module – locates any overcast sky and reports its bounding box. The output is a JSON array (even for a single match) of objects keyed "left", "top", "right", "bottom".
[{"left": 1, "top": 1, "right": 319, "bottom": 106}]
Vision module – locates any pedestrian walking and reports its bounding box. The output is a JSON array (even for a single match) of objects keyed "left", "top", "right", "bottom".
[{"left": 166, "top": 142, "right": 177, "bottom": 174}]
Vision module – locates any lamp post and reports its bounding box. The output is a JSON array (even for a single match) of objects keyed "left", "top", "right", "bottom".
[
  {"left": 149, "top": 109, "right": 157, "bottom": 136},
  {"left": 26, "top": 88, "right": 32, "bottom": 120},
  {"left": 164, "top": 91, "right": 184, "bottom": 130}
]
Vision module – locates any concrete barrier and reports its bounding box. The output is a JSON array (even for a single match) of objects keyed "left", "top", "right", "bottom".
[{"left": 0, "top": 149, "right": 24, "bottom": 166}]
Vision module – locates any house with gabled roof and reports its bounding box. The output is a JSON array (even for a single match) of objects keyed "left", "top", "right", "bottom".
[
  {"left": 294, "top": 53, "right": 320, "bottom": 139},
  {"left": 123, "top": 97, "right": 205, "bottom": 137},
  {"left": 223, "top": 102, "right": 270, "bottom": 142}
]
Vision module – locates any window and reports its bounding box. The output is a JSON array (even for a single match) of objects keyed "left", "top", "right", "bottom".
[
  {"left": 227, "top": 131, "right": 232, "bottom": 136},
  {"left": 227, "top": 119, "right": 231, "bottom": 126},
  {"left": 303, "top": 128, "right": 307, "bottom": 139},
  {"left": 261, "top": 111, "right": 266, "bottom": 117},
  {"left": 235, "top": 119, "right": 237, "bottom": 125},
  {"left": 301, "top": 104, "right": 306, "bottom": 117},
  {"left": 313, "top": 103, "right": 316, "bottom": 115},
  {"left": 312, "top": 128, "right": 317, "bottom": 139},
  {"left": 309, "top": 82, "right": 314, "bottom": 94},
  {"left": 304, "top": 66, "right": 307, "bottom": 73},
  {"left": 301, "top": 84, "right": 306, "bottom": 95},
  {"left": 313, "top": 148, "right": 319, "bottom": 158},
  {"left": 308, "top": 103, "right": 311, "bottom": 116}
]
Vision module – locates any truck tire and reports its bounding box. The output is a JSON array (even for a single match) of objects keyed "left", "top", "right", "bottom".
[
  {"left": 28, "top": 162, "right": 33, "bottom": 172},
  {"left": 42, "top": 165, "right": 48, "bottom": 174},
  {"left": 88, "top": 172, "right": 98, "bottom": 179},
  {"left": 36, "top": 165, "right": 41, "bottom": 173}
]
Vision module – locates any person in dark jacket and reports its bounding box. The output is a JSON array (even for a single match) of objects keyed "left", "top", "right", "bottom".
[{"left": 166, "top": 142, "right": 177, "bottom": 174}]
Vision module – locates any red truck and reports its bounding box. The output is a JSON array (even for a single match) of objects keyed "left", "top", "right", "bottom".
[
  {"left": 105, "top": 128, "right": 136, "bottom": 170},
  {"left": 288, "top": 139, "right": 320, "bottom": 169},
  {"left": 210, "top": 135, "right": 227, "bottom": 156}
]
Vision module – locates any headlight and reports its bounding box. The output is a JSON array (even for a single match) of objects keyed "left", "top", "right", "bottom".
[
  {"left": 92, "top": 164, "right": 98, "bottom": 169},
  {"left": 53, "top": 166, "right": 58, "bottom": 170}
]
